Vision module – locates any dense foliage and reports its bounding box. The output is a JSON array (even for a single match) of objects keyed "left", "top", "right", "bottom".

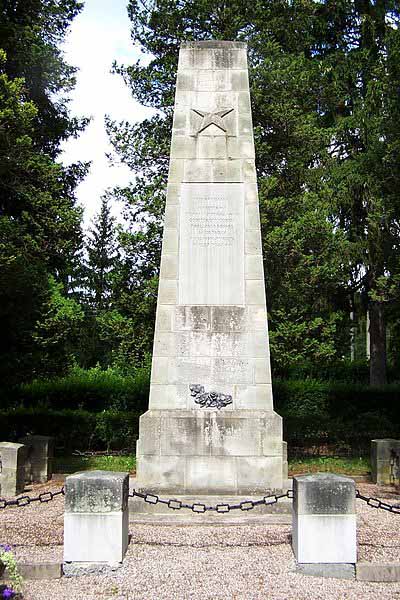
[
  {"left": 105, "top": 0, "right": 400, "bottom": 384},
  {"left": 0, "top": 0, "right": 87, "bottom": 385},
  {"left": 2, "top": 407, "right": 141, "bottom": 452},
  {"left": 4, "top": 368, "right": 400, "bottom": 454},
  {"left": 1, "top": 1, "right": 399, "bottom": 411}
]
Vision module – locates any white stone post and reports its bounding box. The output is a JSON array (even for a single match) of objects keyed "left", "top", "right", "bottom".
[
  {"left": 371, "top": 439, "right": 400, "bottom": 485},
  {"left": 0, "top": 442, "right": 27, "bottom": 496},
  {"left": 19, "top": 435, "right": 54, "bottom": 483},
  {"left": 292, "top": 473, "right": 356, "bottom": 570},
  {"left": 64, "top": 471, "right": 129, "bottom": 569}
]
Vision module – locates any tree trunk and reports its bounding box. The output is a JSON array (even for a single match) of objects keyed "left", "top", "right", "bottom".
[{"left": 369, "top": 302, "right": 387, "bottom": 385}]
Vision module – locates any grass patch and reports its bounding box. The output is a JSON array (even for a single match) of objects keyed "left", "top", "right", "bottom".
[
  {"left": 54, "top": 455, "right": 369, "bottom": 478},
  {"left": 288, "top": 456, "right": 370, "bottom": 476},
  {"left": 54, "top": 455, "right": 136, "bottom": 474}
]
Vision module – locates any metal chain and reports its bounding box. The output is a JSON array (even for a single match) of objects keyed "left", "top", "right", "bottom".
[
  {"left": 0, "top": 487, "right": 65, "bottom": 509},
  {"left": 356, "top": 489, "right": 400, "bottom": 514},
  {"left": 130, "top": 488, "right": 400, "bottom": 515},
  {"left": 128, "top": 489, "right": 293, "bottom": 513},
  {"left": 1, "top": 485, "right": 399, "bottom": 516}
]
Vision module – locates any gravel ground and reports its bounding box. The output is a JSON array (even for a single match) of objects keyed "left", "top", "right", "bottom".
[{"left": 0, "top": 479, "right": 399, "bottom": 599}]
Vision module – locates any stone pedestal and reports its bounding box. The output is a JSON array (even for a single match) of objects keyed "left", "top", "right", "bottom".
[
  {"left": 19, "top": 435, "right": 54, "bottom": 483},
  {"left": 371, "top": 438, "right": 400, "bottom": 485},
  {"left": 137, "top": 409, "right": 282, "bottom": 494},
  {"left": 64, "top": 471, "right": 129, "bottom": 566},
  {"left": 292, "top": 473, "right": 356, "bottom": 565},
  {"left": 136, "top": 40, "right": 284, "bottom": 496},
  {"left": 0, "top": 442, "right": 27, "bottom": 497}
]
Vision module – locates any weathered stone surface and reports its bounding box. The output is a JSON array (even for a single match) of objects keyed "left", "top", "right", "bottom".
[
  {"left": 19, "top": 435, "right": 54, "bottom": 484},
  {"left": 136, "top": 455, "right": 185, "bottom": 491},
  {"left": 64, "top": 512, "right": 129, "bottom": 564},
  {"left": 1, "top": 562, "right": 62, "bottom": 581},
  {"left": 178, "top": 183, "right": 245, "bottom": 305},
  {"left": 296, "top": 563, "right": 355, "bottom": 580},
  {"left": 211, "top": 306, "right": 246, "bottom": 332},
  {"left": 138, "top": 410, "right": 283, "bottom": 493},
  {"left": 292, "top": 473, "right": 357, "bottom": 565},
  {"left": 294, "top": 473, "right": 356, "bottom": 515},
  {"left": 64, "top": 471, "right": 129, "bottom": 513},
  {"left": 371, "top": 438, "right": 400, "bottom": 484},
  {"left": 63, "top": 561, "right": 122, "bottom": 577},
  {"left": 371, "top": 438, "right": 400, "bottom": 460},
  {"left": 175, "top": 306, "right": 211, "bottom": 331},
  {"left": 136, "top": 40, "right": 283, "bottom": 494},
  {"left": 356, "top": 562, "right": 400, "bottom": 582},
  {"left": 64, "top": 471, "right": 129, "bottom": 566},
  {"left": 0, "top": 442, "right": 27, "bottom": 496}
]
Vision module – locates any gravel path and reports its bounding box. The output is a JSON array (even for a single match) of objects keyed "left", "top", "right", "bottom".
[{"left": 0, "top": 479, "right": 399, "bottom": 599}]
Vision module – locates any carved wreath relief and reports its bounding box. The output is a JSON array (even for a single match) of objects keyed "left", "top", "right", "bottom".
[{"left": 190, "top": 384, "right": 232, "bottom": 410}]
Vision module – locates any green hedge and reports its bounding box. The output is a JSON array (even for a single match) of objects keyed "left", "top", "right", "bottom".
[
  {"left": 273, "top": 379, "right": 400, "bottom": 421},
  {"left": 2, "top": 365, "right": 150, "bottom": 412},
  {"left": 284, "top": 412, "right": 400, "bottom": 456},
  {"left": 3, "top": 406, "right": 398, "bottom": 457},
  {"left": 2, "top": 408, "right": 141, "bottom": 453},
  {"left": 282, "top": 359, "right": 399, "bottom": 383},
  {"left": 3, "top": 364, "right": 399, "bottom": 423}
]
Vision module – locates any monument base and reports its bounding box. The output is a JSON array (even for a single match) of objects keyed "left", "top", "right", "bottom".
[{"left": 136, "top": 409, "right": 285, "bottom": 495}]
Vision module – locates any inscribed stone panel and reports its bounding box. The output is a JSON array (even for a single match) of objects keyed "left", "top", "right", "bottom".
[{"left": 179, "top": 183, "right": 245, "bottom": 305}]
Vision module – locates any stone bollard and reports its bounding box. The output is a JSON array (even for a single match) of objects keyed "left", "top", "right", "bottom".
[
  {"left": 292, "top": 473, "right": 356, "bottom": 577},
  {"left": 19, "top": 435, "right": 54, "bottom": 484},
  {"left": 64, "top": 471, "right": 129, "bottom": 571},
  {"left": 371, "top": 439, "right": 400, "bottom": 485},
  {"left": 0, "top": 442, "right": 28, "bottom": 496}
]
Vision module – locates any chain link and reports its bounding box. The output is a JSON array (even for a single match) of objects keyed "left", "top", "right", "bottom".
[
  {"left": 356, "top": 489, "right": 400, "bottom": 514},
  {"left": 0, "top": 487, "right": 64, "bottom": 510},
  {"left": 0, "top": 484, "right": 399, "bottom": 516},
  {"left": 129, "top": 489, "right": 293, "bottom": 512}
]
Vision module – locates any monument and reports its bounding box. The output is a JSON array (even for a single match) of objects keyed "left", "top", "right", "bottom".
[{"left": 136, "top": 41, "right": 285, "bottom": 495}]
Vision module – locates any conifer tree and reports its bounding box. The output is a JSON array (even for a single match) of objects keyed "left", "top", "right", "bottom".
[
  {"left": 108, "top": 0, "right": 400, "bottom": 383},
  {"left": 0, "top": 0, "right": 87, "bottom": 383},
  {"left": 85, "top": 196, "right": 119, "bottom": 311}
]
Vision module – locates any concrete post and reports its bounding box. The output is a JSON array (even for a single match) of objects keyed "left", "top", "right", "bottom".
[
  {"left": 64, "top": 471, "right": 129, "bottom": 569},
  {"left": 19, "top": 435, "right": 54, "bottom": 483},
  {"left": 292, "top": 473, "right": 356, "bottom": 570},
  {"left": 0, "top": 442, "right": 28, "bottom": 496},
  {"left": 371, "top": 439, "right": 400, "bottom": 485}
]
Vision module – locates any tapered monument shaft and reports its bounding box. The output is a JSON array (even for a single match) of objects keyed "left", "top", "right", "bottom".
[{"left": 136, "top": 41, "right": 284, "bottom": 494}]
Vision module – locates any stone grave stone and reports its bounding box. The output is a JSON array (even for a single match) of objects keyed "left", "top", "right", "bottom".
[
  {"left": 64, "top": 470, "right": 129, "bottom": 569},
  {"left": 292, "top": 473, "right": 357, "bottom": 574},
  {"left": 0, "top": 442, "right": 27, "bottom": 496},
  {"left": 371, "top": 438, "right": 400, "bottom": 485},
  {"left": 135, "top": 40, "right": 284, "bottom": 497},
  {"left": 19, "top": 435, "right": 54, "bottom": 483}
]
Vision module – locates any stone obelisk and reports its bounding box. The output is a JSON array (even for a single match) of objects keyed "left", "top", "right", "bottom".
[{"left": 136, "top": 41, "right": 284, "bottom": 494}]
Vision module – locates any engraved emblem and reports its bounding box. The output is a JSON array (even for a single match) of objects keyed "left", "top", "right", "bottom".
[
  {"left": 191, "top": 107, "right": 233, "bottom": 134},
  {"left": 190, "top": 384, "right": 233, "bottom": 410}
]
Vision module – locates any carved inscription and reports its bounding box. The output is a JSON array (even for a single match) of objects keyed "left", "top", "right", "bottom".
[
  {"left": 189, "top": 197, "right": 234, "bottom": 246},
  {"left": 179, "top": 183, "right": 244, "bottom": 305}
]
